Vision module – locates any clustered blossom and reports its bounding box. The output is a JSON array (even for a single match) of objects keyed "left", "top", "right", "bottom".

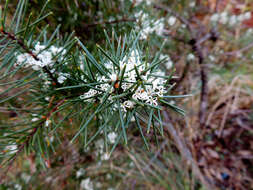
[
  {"left": 168, "top": 16, "right": 177, "bottom": 26},
  {"left": 130, "top": 0, "right": 152, "bottom": 6},
  {"left": 76, "top": 168, "right": 85, "bottom": 178},
  {"left": 210, "top": 11, "right": 251, "bottom": 26},
  {"left": 80, "top": 50, "right": 167, "bottom": 112},
  {"left": 16, "top": 42, "right": 66, "bottom": 70},
  {"left": 135, "top": 12, "right": 165, "bottom": 40},
  {"left": 187, "top": 53, "right": 195, "bottom": 61},
  {"left": 15, "top": 42, "right": 69, "bottom": 84},
  {"left": 80, "top": 178, "right": 93, "bottom": 190},
  {"left": 108, "top": 132, "right": 117, "bottom": 144},
  {"left": 4, "top": 144, "right": 18, "bottom": 154}
]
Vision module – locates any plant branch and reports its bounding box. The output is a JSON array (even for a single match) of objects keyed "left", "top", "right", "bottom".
[
  {"left": 0, "top": 99, "right": 66, "bottom": 181},
  {"left": 0, "top": 28, "right": 60, "bottom": 86}
]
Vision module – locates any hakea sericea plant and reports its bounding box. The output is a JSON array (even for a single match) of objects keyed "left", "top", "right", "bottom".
[
  {"left": 67, "top": 33, "right": 185, "bottom": 149},
  {"left": 0, "top": 0, "right": 186, "bottom": 167}
]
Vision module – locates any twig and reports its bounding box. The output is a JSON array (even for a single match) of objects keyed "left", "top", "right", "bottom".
[
  {"left": 199, "top": 64, "right": 208, "bottom": 125},
  {"left": 0, "top": 28, "right": 60, "bottom": 86},
  {"left": 224, "top": 42, "right": 253, "bottom": 56},
  {"left": 162, "top": 111, "right": 216, "bottom": 190}
]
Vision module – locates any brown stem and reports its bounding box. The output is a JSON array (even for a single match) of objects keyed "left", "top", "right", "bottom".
[
  {"left": 199, "top": 64, "right": 208, "bottom": 126},
  {"left": 162, "top": 111, "right": 215, "bottom": 190}
]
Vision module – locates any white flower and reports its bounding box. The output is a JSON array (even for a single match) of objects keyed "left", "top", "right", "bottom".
[
  {"left": 229, "top": 15, "right": 237, "bottom": 26},
  {"left": 80, "top": 48, "right": 166, "bottom": 111},
  {"left": 45, "top": 119, "right": 51, "bottom": 127},
  {"left": 187, "top": 53, "right": 195, "bottom": 61},
  {"left": 131, "top": 0, "right": 152, "bottom": 6},
  {"left": 237, "top": 14, "right": 245, "bottom": 22},
  {"left": 129, "top": 161, "right": 135, "bottom": 168},
  {"left": 135, "top": 12, "right": 164, "bottom": 39},
  {"left": 106, "top": 174, "right": 112, "bottom": 179},
  {"left": 5, "top": 144, "right": 18, "bottom": 154},
  {"left": 14, "top": 184, "right": 22, "bottom": 190},
  {"left": 21, "top": 173, "right": 31, "bottom": 184},
  {"left": 76, "top": 168, "right": 85, "bottom": 178},
  {"left": 244, "top": 12, "right": 251, "bottom": 20},
  {"left": 220, "top": 12, "right": 228, "bottom": 24},
  {"left": 189, "top": 2, "right": 195, "bottom": 7},
  {"left": 110, "top": 73, "right": 117, "bottom": 82},
  {"left": 108, "top": 132, "right": 117, "bottom": 144},
  {"left": 15, "top": 42, "right": 67, "bottom": 71},
  {"left": 168, "top": 16, "right": 176, "bottom": 26},
  {"left": 57, "top": 73, "right": 69, "bottom": 84},
  {"left": 208, "top": 55, "right": 215, "bottom": 62},
  {"left": 80, "top": 178, "right": 93, "bottom": 190},
  {"left": 210, "top": 13, "right": 219, "bottom": 22},
  {"left": 101, "top": 152, "right": 110, "bottom": 160},
  {"left": 32, "top": 118, "right": 39, "bottom": 122},
  {"left": 96, "top": 182, "right": 102, "bottom": 188}
]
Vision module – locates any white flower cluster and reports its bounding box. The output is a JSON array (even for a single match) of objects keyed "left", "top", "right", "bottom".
[
  {"left": 130, "top": 0, "right": 152, "bottom": 6},
  {"left": 135, "top": 12, "right": 165, "bottom": 40},
  {"left": 16, "top": 42, "right": 66, "bottom": 70},
  {"left": 76, "top": 168, "right": 85, "bottom": 178},
  {"left": 15, "top": 42, "right": 69, "bottom": 84},
  {"left": 80, "top": 178, "right": 93, "bottom": 190},
  {"left": 108, "top": 132, "right": 117, "bottom": 144},
  {"left": 4, "top": 144, "right": 18, "bottom": 154},
  {"left": 210, "top": 11, "right": 251, "bottom": 26},
  {"left": 80, "top": 50, "right": 167, "bottom": 112},
  {"left": 187, "top": 53, "right": 195, "bottom": 61},
  {"left": 168, "top": 16, "right": 177, "bottom": 26}
]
